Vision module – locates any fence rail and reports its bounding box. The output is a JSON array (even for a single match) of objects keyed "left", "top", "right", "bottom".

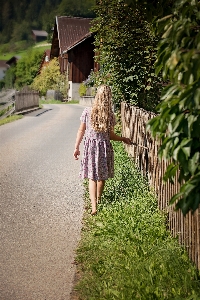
[
  {"left": 121, "top": 102, "right": 200, "bottom": 269},
  {"left": 15, "top": 87, "right": 39, "bottom": 112}
]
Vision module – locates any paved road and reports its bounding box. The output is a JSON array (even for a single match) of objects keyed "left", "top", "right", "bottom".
[{"left": 0, "top": 104, "right": 85, "bottom": 300}]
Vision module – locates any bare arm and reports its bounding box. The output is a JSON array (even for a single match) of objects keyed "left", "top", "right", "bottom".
[
  {"left": 110, "top": 127, "right": 131, "bottom": 145},
  {"left": 73, "top": 122, "right": 86, "bottom": 160}
]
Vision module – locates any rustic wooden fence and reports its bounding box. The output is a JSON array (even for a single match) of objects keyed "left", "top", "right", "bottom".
[
  {"left": 15, "top": 87, "right": 39, "bottom": 112},
  {"left": 121, "top": 102, "right": 200, "bottom": 269}
]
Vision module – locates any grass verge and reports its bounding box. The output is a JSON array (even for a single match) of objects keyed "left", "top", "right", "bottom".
[
  {"left": 0, "top": 115, "right": 23, "bottom": 126},
  {"left": 39, "top": 99, "right": 79, "bottom": 105},
  {"left": 74, "top": 142, "right": 200, "bottom": 300}
]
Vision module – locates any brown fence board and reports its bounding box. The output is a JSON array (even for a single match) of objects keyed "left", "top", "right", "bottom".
[{"left": 15, "top": 87, "right": 39, "bottom": 112}]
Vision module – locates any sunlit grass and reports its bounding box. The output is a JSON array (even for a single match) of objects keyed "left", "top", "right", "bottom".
[
  {"left": 0, "top": 115, "right": 23, "bottom": 126},
  {"left": 0, "top": 41, "right": 51, "bottom": 60},
  {"left": 75, "top": 142, "right": 200, "bottom": 300},
  {"left": 39, "top": 99, "right": 79, "bottom": 105}
]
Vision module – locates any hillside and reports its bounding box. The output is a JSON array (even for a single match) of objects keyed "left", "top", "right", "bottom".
[
  {"left": 0, "top": 41, "right": 52, "bottom": 60},
  {"left": 0, "top": 0, "right": 95, "bottom": 46}
]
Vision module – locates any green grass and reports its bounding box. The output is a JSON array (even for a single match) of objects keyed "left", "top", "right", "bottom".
[
  {"left": 0, "top": 104, "right": 15, "bottom": 117},
  {"left": 75, "top": 142, "right": 200, "bottom": 300},
  {"left": 39, "top": 99, "right": 79, "bottom": 105},
  {"left": 0, "top": 41, "right": 51, "bottom": 60},
  {"left": 0, "top": 114, "right": 23, "bottom": 126},
  {"left": 0, "top": 108, "right": 8, "bottom": 117},
  {"left": 66, "top": 100, "right": 80, "bottom": 104}
]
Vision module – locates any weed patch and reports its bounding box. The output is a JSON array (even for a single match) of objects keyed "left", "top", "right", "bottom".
[
  {"left": 0, "top": 115, "right": 23, "bottom": 126},
  {"left": 75, "top": 142, "right": 200, "bottom": 299},
  {"left": 39, "top": 99, "right": 79, "bottom": 105}
]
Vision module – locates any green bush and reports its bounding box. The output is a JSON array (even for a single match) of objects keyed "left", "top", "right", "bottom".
[
  {"left": 31, "top": 58, "right": 68, "bottom": 97},
  {"left": 75, "top": 142, "right": 200, "bottom": 299},
  {"left": 79, "top": 82, "right": 87, "bottom": 96},
  {"left": 148, "top": 0, "right": 200, "bottom": 215},
  {"left": 92, "top": 0, "right": 162, "bottom": 111}
]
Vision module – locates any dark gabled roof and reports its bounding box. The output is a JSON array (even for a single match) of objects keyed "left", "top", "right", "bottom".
[
  {"left": 51, "top": 16, "right": 93, "bottom": 56},
  {"left": 6, "top": 56, "right": 20, "bottom": 65},
  {"left": 32, "top": 30, "right": 48, "bottom": 37},
  {"left": 63, "top": 32, "right": 93, "bottom": 53}
]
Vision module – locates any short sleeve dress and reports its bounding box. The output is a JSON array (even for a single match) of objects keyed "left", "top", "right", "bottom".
[{"left": 79, "top": 107, "right": 115, "bottom": 181}]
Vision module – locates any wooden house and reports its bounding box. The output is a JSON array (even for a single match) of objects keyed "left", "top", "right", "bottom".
[
  {"left": 6, "top": 56, "right": 19, "bottom": 67},
  {"left": 37, "top": 49, "right": 51, "bottom": 74},
  {"left": 50, "top": 16, "right": 95, "bottom": 100},
  {"left": 32, "top": 30, "right": 48, "bottom": 43},
  {"left": 0, "top": 60, "right": 9, "bottom": 80}
]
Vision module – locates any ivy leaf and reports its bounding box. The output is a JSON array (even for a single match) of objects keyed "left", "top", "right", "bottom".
[
  {"left": 188, "top": 152, "right": 200, "bottom": 175},
  {"left": 194, "top": 88, "right": 200, "bottom": 107},
  {"left": 169, "top": 114, "right": 184, "bottom": 133},
  {"left": 163, "top": 163, "right": 179, "bottom": 183},
  {"left": 146, "top": 85, "right": 152, "bottom": 90},
  {"left": 169, "top": 191, "right": 183, "bottom": 205}
]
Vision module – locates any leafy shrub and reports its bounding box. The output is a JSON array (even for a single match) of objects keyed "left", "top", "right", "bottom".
[
  {"left": 15, "top": 48, "right": 43, "bottom": 88},
  {"left": 92, "top": 0, "right": 162, "bottom": 111},
  {"left": 31, "top": 58, "right": 67, "bottom": 97},
  {"left": 79, "top": 82, "right": 87, "bottom": 96},
  {"left": 148, "top": 0, "right": 200, "bottom": 215}
]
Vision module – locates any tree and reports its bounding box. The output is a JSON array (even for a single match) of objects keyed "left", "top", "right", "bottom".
[
  {"left": 15, "top": 49, "right": 43, "bottom": 88},
  {"left": 4, "top": 65, "right": 16, "bottom": 88},
  {"left": 11, "top": 21, "right": 31, "bottom": 42},
  {"left": 57, "top": 0, "right": 95, "bottom": 17},
  {"left": 148, "top": 0, "right": 200, "bottom": 215},
  {"left": 31, "top": 58, "right": 68, "bottom": 97},
  {"left": 91, "top": 0, "right": 162, "bottom": 111},
  {"left": 0, "top": 0, "right": 95, "bottom": 46}
]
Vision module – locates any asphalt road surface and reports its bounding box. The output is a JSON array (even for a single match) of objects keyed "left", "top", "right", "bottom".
[{"left": 0, "top": 104, "right": 85, "bottom": 300}]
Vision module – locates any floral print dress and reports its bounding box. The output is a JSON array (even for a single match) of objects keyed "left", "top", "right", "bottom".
[{"left": 79, "top": 107, "right": 115, "bottom": 181}]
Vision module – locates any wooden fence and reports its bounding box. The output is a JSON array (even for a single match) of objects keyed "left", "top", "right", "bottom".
[
  {"left": 121, "top": 102, "right": 200, "bottom": 269},
  {"left": 15, "top": 87, "right": 39, "bottom": 112}
]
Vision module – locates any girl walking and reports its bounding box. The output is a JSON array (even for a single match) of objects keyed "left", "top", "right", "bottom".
[{"left": 73, "top": 85, "right": 131, "bottom": 215}]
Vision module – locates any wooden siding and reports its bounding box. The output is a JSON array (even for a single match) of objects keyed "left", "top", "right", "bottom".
[
  {"left": 68, "top": 37, "right": 95, "bottom": 83},
  {"left": 121, "top": 102, "right": 200, "bottom": 270}
]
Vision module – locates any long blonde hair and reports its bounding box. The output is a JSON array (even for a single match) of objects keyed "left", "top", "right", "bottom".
[{"left": 91, "top": 85, "right": 113, "bottom": 132}]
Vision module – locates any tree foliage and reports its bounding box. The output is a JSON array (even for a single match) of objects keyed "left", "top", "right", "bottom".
[
  {"left": 31, "top": 58, "right": 67, "bottom": 97},
  {"left": 4, "top": 65, "right": 16, "bottom": 89},
  {"left": 91, "top": 0, "right": 162, "bottom": 111},
  {"left": 0, "top": 0, "right": 95, "bottom": 44},
  {"left": 15, "top": 49, "right": 43, "bottom": 88},
  {"left": 57, "top": 0, "right": 95, "bottom": 17},
  {"left": 148, "top": 0, "right": 200, "bottom": 215},
  {"left": 124, "top": 0, "right": 175, "bottom": 20}
]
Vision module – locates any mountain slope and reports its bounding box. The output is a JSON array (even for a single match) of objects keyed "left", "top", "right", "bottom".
[{"left": 0, "top": 0, "right": 95, "bottom": 44}]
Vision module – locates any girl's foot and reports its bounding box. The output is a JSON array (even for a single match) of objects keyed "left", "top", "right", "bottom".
[
  {"left": 97, "top": 197, "right": 101, "bottom": 204},
  {"left": 91, "top": 211, "right": 97, "bottom": 216}
]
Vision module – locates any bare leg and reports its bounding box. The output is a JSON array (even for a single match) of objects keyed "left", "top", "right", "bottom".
[
  {"left": 97, "top": 180, "right": 105, "bottom": 203},
  {"left": 89, "top": 179, "right": 97, "bottom": 214}
]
